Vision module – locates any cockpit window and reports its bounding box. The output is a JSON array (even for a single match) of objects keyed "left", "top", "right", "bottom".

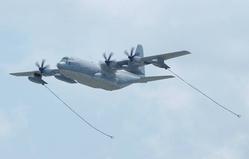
[
  {"left": 61, "top": 57, "right": 69, "bottom": 62},
  {"left": 61, "top": 57, "right": 74, "bottom": 65}
]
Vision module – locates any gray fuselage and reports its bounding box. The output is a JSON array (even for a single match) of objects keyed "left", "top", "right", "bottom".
[{"left": 57, "top": 57, "right": 141, "bottom": 91}]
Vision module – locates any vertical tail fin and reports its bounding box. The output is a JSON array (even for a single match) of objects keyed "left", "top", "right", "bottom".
[
  {"left": 135, "top": 44, "right": 144, "bottom": 57},
  {"left": 135, "top": 44, "right": 145, "bottom": 76}
]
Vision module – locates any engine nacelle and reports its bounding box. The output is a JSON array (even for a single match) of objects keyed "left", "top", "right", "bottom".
[
  {"left": 28, "top": 77, "right": 47, "bottom": 85},
  {"left": 100, "top": 62, "right": 117, "bottom": 73},
  {"left": 54, "top": 75, "right": 76, "bottom": 84},
  {"left": 133, "top": 56, "right": 142, "bottom": 62},
  {"left": 128, "top": 56, "right": 142, "bottom": 66}
]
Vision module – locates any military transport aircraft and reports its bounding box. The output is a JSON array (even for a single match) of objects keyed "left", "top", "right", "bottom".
[
  {"left": 10, "top": 44, "right": 190, "bottom": 90},
  {"left": 10, "top": 44, "right": 241, "bottom": 139}
]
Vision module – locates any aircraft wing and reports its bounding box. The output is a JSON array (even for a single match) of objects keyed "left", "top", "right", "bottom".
[
  {"left": 141, "top": 51, "right": 191, "bottom": 63},
  {"left": 10, "top": 71, "right": 40, "bottom": 76},
  {"left": 136, "top": 75, "right": 174, "bottom": 83},
  {"left": 10, "top": 69, "right": 60, "bottom": 77},
  {"left": 116, "top": 50, "right": 190, "bottom": 67}
]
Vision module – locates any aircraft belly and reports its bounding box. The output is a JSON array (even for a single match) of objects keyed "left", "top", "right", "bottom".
[{"left": 60, "top": 70, "right": 121, "bottom": 91}]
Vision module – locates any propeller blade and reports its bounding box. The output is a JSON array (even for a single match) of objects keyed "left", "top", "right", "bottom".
[
  {"left": 108, "top": 52, "right": 113, "bottom": 61},
  {"left": 124, "top": 50, "right": 129, "bottom": 57},
  {"left": 35, "top": 59, "right": 49, "bottom": 74},
  {"left": 35, "top": 62, "right": 40, "bottom": 68},
  {"left": 103, "top": 53, "right": 107, "bottom": 60},
  {"left": 103, "top": 52, "right": 114, "bottom": 66},
  {"left": 125, "top": 47, "right": 137, "bottom": 61},
  {"left": 130, "top": 47, "right": 135, "bottom": 56},
  {"left": 41, "top": 59, "right": 46, "bottom": 68},
  {"left": 44, "top": 65, "right": 50, "bottom": 70}
]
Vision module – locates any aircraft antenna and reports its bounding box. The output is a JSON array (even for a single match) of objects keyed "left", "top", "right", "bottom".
[
  {"left": 168, "top": 69, "right": 241, "bottom": 118},
  {"left": 43, "top": 84, "right": 114, "bottom": 139}
]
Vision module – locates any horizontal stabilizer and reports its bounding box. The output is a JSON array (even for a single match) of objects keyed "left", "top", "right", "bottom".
[{"left": 136, "top": 75, "right": 174, "bottom": 83}]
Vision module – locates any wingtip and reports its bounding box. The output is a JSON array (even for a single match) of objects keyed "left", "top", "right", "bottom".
[
  {"left": 169, "top": 75, "right": 175, "bottom": 79},
  {"left": 164, "top": 75, "right": 175, "bottom": 79},
  {"left": 183, "top": 50, "right": 191, "bottom": 54}
]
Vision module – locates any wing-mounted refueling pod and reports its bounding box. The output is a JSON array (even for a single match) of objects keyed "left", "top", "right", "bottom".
[
  {"left": 151, "top": 57, "right": 170, "bottom": 69},
  {"left": 28, "top": 76, "right": 47, "bottom": 85}
]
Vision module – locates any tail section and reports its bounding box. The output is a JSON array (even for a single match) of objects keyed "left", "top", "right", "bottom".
[
  {"left": 135, "top": 44, "right": 144, "bottom": 57},
  {"left": 135, "top": 75, "right": 174, "bottom": 83},
  {"left": 135, "top": 44, "right": 145, "bottom": 76}
]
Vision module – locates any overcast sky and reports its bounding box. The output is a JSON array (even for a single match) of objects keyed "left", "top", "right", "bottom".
[{"left": 0, "top": 0, "right": 249, "bottom": 159}]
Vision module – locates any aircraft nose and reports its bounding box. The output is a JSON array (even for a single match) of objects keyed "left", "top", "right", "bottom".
[{"left": 57, "top": 62, "right": 65, "bottom": 69}]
